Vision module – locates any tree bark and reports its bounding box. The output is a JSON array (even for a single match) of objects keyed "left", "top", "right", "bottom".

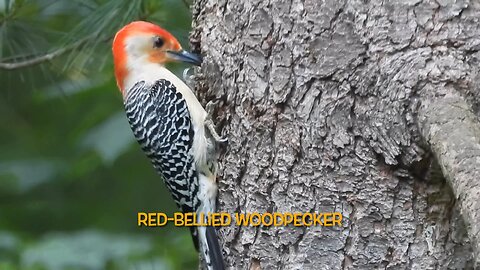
[
  {"left": 191, "top": 0, "right": 480, "bottom": 269},
  {"left": 418, "top": 90, "right": 480, "bottom": 267}
]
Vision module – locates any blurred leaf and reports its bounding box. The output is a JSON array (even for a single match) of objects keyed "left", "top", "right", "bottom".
[
  {"left": 0, "top": 0, "right": 14, "bottom": 14},
  {"left": 0, "top": 230, "right": 19, "bottom": 255},
  {"left": 129, "top": 258, "right": 171, "bottom": 270},
  {"left": 81, "top": 111, "right": 135, "bottom": 164},
  {"left": 0, "top": 159, "right": 63, "bottom": 193},
  {"left": 21, "top": 230, "right": 151, "bottom": 270},
  {"left": 0, "top": 262, "right": 20, "bottom": 270}
]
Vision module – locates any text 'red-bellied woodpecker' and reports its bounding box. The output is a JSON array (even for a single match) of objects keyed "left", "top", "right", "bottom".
[{"left": 112, "top": 21, "right": 225, "bottom": 270}]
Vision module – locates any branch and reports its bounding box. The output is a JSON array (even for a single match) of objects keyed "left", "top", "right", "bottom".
[
  {"left": 418, "top": 90, "right": 480, "bottom": 267},
  {"left": 0, "top": 48, "right": 70, "bottom": 70},
  {"left": 0, "top": 38, "right": 89, "bottom": 70}
]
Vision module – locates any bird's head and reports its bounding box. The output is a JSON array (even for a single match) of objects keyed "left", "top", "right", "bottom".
[{"left": 112, "top": 21, "right": 202, "bottom": 92}]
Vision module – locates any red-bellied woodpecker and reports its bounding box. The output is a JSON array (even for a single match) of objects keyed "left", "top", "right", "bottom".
[{"left": 112, "top": 21, "right": 225, "bottom": 270}]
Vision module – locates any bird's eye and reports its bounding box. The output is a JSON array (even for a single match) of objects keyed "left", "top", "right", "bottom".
[{"left": 153, "top": 37, "right": 164, "bottom": 48}]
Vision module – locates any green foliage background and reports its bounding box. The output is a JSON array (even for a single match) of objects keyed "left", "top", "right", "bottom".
[{"left": 0, "top": 0, "right": 198, "bottom": 269}]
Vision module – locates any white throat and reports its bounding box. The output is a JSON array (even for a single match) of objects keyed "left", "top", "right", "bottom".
[{"left": 123, "top": 59, "right": 179, "bottom": 93}]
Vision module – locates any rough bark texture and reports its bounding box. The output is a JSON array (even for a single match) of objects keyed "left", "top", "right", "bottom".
[
  {"left": 418, "top": 91, "right": 480, "bottom": 267},
  {"left": 191, "top": 0, "right": 480, "bottom": 269}
]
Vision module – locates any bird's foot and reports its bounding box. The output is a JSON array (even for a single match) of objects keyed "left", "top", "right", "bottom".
[{"left": 205, "top": 117, "right": 228, "bottom": 145}]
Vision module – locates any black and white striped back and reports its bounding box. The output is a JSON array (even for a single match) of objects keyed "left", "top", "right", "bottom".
[{"left": 124, "top": 79, "right": 200, "bottom": 214}]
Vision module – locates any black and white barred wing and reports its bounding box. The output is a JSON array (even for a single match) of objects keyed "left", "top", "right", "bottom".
[{"left": 123, "top": 80, "right": 200, "bottom": 214}]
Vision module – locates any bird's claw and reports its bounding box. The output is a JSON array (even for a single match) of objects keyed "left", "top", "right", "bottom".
[
  {"left": 205, "top": 100, "right": 228, "bottom": 145},
  {"left": 205, "top": 100, "right": 220, "bottom": 115},
  {"left": 217, "top": 136, "right": 228, "bottom": 145},
  {"left": 205, "top": 117, "right": 227, "bottom": 145}
]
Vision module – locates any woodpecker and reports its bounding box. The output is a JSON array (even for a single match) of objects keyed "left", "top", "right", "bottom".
[{"left": 112, "top": 21, "right": 225, "bottom": 270}]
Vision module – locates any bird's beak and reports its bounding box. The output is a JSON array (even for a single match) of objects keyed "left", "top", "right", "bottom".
[{"left": 166, "top": 50, "right": 202, "bottom": 66}]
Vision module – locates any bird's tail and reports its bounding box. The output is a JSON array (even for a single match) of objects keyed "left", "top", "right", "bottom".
[{"left": 198, "top": 225, "right": 225, "bottom": 270}]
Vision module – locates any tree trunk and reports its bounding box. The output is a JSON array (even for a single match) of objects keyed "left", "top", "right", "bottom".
[{"left": 191, "top": 0, "right": 480, "bottom": 269}]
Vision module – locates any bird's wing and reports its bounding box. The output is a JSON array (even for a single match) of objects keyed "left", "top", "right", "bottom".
[{"left": 124, "top": 79, "right": 200, "bottom": 215}]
